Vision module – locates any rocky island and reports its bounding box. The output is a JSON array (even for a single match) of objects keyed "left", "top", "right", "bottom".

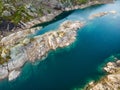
[
  {"left": 89, "top": 11, "right": 117, "bottom": 20},
  {"left": 84, "top": 55, "right": 120, "bottom": 90},
  {"left": 0, "top": 20, "right": 84, "bottom": 81}
]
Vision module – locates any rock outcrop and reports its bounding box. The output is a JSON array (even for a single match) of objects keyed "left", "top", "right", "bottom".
[
  {"left": 64, "top": 1, "right": 113, "bottom": 11},
  {"left": 89, "top": 11, "right": 117, "bottom": 20},
  {"left": 85, "top": 56, "right": 120, "bottom": 90},
  {"left": 0, "top": 20, "right": 85, "bottom": 81},
  {"left": 8, "top": 70, "right": 21, "bottom": 81}
]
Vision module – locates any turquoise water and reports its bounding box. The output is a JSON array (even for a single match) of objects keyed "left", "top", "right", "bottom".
[{"left": 1, "top": 1, "right": 120, "bottom": 90}]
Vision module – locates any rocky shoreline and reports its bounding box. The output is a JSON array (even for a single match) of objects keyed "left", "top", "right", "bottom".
[
  {"left": 0, "top": 11, "right": 61, "bottom": 39},
  {"left": 22, "top": 1, "right": 114, "bottom": 30},
  {"left": 64, "top": 0, "right": 113, "bottom": 11},
  {"left": 0, "top": 0, "right": 114, "bottom": 39},
  {"left": 0, "top": 20, "right": 84, "bottom": 81},
  {"left": 84, "top": 55, "right": 120, "bottom": 90}
]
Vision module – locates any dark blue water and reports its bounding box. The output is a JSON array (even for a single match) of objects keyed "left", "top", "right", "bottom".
[{"left": 0, "top": 1, "right": 120, "bottom": 90}]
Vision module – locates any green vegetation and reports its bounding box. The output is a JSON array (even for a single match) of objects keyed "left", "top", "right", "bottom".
[
  {"left": 0, "top": 0, "right": 34, "bottom": 25},
  {"left": 0, "top": 0, "right": 100, "bottom": 36},
  {"left": 0, "top": 0, "right": 96, "bottom": 25},
  {"left": 0, "top": 46, "right": 11, "bottom": 64},
  {"left": 0, "top": 0, "right": 54, "bottom": 34}
]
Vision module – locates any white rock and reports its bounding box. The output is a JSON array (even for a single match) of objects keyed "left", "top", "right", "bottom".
[
  {"left": 8, "top": 70, "right": 21, "bottom": 81},
  {"left": 109, "top": 10, "right": 117, "bottom": 14},
  {"left": 2, "top": 10, "right": 11, "bottom": 16},
  {"left": 116, "top": 60, "right": 120, "bottom": 65},
  {"left": 0, "top": 67, "right": 8, "bottom": 80},
  {"left": 1, "top": 51, "right": 7, "bottom": 59},
  {"left": 23, "top": 38, "right": 30, "bottom": 44},
  {"left": 107, "top": 62, "right": 116, "bottom": 67}
]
